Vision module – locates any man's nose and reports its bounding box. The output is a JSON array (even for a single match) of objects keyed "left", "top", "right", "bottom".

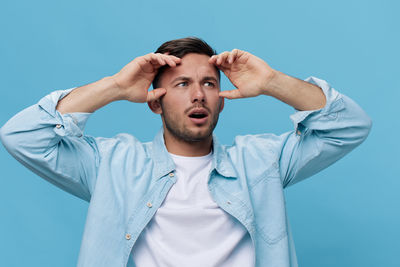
[{"left": 191, "top": 83, "right": 206, "bottom": 103}]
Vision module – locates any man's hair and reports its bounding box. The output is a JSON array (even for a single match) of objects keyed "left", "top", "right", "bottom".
[{"left": 152, "top": 37, "right": 220, "bottom": 89}]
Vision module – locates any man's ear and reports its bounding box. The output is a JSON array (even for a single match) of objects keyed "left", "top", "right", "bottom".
[
  {"left": 148, "top": 99, "right": 163, "bottom": 114},
  {"left": 219, "top": 97, "right": 225, "bottom": 113}
]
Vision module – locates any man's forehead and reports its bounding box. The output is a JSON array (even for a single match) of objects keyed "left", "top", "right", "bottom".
[{"left": 162, "top": 53, "right": 219, "bottom": 82}]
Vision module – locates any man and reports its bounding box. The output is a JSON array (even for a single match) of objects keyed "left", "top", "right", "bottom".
[{"left": 0, "top": 37, "right": 372, "bottom": 267}]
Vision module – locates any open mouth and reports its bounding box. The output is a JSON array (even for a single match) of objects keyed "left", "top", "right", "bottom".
[
  {"left": 188, "top": 109, "right": 209, "bottom": 124},
  {"left": 189, "top": 113, "right": 207, "bottom": 119}
]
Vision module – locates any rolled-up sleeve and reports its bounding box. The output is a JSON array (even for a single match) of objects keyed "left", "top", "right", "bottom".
[
  {"left": 279, "top": 77, "right": 372, "bottom": 187},
  {"left": 0, "top": 88, "right": 98, "bottom": 201}
]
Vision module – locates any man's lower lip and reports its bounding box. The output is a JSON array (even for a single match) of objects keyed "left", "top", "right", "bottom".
[{"left": 189, "top": 117, "right": 208, "bottom": 124}]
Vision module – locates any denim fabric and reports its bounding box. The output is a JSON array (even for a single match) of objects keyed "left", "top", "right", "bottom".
[{"left": 0, "top": 77, "right": 372, "bottom": 267}]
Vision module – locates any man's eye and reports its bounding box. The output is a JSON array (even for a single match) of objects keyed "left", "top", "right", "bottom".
[
  {"left": 177, "top": 82, "right": 188, "bottom": 87},
  {"left": 204, "top": 82, "right": 215, "bottom": 87}
]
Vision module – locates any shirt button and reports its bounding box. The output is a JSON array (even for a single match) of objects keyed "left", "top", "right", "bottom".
[
  {"left": 169, "top": 172, "right": 174, "bottom": 177},
  {"left": 125, "top": 234, "right": 131, "bottom": 240},
  {"left": 56, "top": 124, "right": 62, "bottom": 129},
  {"left": 146, "top": 202, "right": 153, "bottom": 208},
  {"left": 227, "top": 201, "right": 232, "bottom": 205}
]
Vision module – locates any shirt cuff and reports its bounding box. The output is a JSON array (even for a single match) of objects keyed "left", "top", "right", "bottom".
[
  {"left": 289, "top": 76, "right": 345, "bottom": 134},
  {"left": 37, "top": 88, "right": 92, "bottom": 137}
]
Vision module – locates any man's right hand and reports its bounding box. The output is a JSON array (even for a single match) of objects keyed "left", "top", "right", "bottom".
[
  {"left": 56, "top": 53, "right": 181, "bottom": 114},
  {"left": 111, "top": 53, "right": 181, "bottom": 103}
]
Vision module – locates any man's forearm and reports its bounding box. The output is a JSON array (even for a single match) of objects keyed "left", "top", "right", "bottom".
[
  {"left": 56, "top": 76, "right": 122, "bottom": 114},
  {"left": 263, "top": 70, "right": 327, "bottom": 111}
]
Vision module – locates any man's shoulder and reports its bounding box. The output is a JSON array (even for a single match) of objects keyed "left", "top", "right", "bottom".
[
  {"left": 88, "top": 133, "right": 152, "bottom": 156},
  {"left": 214, "top": 132, "right": 291, "bottom": 160},
  {"left": 91, "top": 132, "right": 142, "bottom": 144},
  {"left": 229, "top": 132, "right": 290, "bottom": 150}
]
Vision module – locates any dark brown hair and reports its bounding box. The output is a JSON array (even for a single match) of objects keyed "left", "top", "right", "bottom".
[{"left": 152, "top": 37, "right": 220, "bottom": 89}]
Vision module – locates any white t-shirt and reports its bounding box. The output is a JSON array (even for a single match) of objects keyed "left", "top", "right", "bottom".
[{"left": 132, "top": 152, "right": 254, "bottom": 267}]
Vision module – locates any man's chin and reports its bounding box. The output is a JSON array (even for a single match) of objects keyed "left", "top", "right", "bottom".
[
  {"left": 169, "top": 127, "right": 212, "bottom": 143},
  {"left": 182, "top": 130, "right": 212, "bottom": 142}
]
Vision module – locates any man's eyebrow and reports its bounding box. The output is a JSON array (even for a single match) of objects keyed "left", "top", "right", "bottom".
[
  {"left": 170, "top": 76, "right": 192, "bottom": 84},
  {"left": 202, "top": 76, "right": 219, "bottom": 83}
]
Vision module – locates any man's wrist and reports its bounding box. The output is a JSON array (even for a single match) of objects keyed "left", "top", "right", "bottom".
[
  {"left": 56, "top": 76, "right": 124, "bottom": 114},
  {"left": 102, "top": 76, "right": 126, "bottom": 102},
  {"left": 260, "top": 69, "right": 280, "bottom": 96},
  {"left": 260, "top": 70, "right": 327, "bottom": 111}
]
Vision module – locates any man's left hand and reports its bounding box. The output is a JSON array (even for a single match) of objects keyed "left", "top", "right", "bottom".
[{"left": 209, "top": 49, "right": 275, "bottom": 99}]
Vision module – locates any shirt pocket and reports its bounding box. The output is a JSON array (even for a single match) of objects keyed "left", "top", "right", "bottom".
[{"left": 249, "top": 176, "right": 288, "bottom": 245}]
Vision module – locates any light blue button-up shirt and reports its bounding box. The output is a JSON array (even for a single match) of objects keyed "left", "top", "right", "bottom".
[{"left": 0, "top": 77, "right": 372, "bottom": 267}]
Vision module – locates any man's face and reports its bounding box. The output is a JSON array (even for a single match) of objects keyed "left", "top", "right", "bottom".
[{"left": 157, "top": 53, "right": 224, "bottom": 142}]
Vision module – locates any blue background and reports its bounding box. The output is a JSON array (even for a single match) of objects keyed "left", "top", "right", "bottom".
[{"left": 1, "top": 0, "right": 398, "bottom": 266}]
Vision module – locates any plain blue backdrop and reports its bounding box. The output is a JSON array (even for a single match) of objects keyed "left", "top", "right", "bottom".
[{"left": 1, "top": 0, "right": 398, "bottom": 266}]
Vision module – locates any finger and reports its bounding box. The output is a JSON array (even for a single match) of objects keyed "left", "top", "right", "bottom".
[
  {"left": 136, "top": 55, "right": 159, "bottom": 72},
  {"left": 228, "top": 49, "right": 239, "bottom": 64},
  {"left": 147, "top": 88, "right": 167, "bottom": 102},
  {"left": 166, "top": 55, "right": 181, "bottom": 63},
  {"left": 219, "top": 89, "right": 243, "bottom": 99},
  {"left": 155, "top": 54, "right": 181, "bottom": 67},
  {"left": 209, "top": 53, "right": 226, "bottom": 65},
  {"left": 153, "top": 53, "right": 166, "bottom": 66},
  {"left": 162, "top": 55, "right": 179, "bottom": 67},
  {"left": 215, "top": 64, "right": 228, "bottom": 73},
  {"left": 165, "top": 57, "right": 176, "bottom": 67},
  {"left": 143, "top": 53, "right": 158, "bottom": 62},
  {"left": 217, "top": 52, "right": 230, "bottom": 65},
  {"left": 146, "top": 53, "right": 164, "bottom": 67},
  {"left": 142, "top": 53, "right": 161, "bottom": 67},
  {"left": 211, "top": 51, "right": 226, "bottom": 65},
  {"left": 209, "top": 55, "right": 217, "bottom": 64},
  {"left": 158, "top": 53, "right": 181, "bottom": 63}
]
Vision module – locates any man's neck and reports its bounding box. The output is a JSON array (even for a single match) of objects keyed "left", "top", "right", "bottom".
[{"left": 163, "top": 131, "right": 213, "bottom": 157}]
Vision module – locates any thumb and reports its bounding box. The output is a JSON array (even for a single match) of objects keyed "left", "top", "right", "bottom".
[
  {"left": 219, "top": 89, "right": 243, "bottom": 99},
  {"left": 147, "top": 88, "right": 166, "bottom": 102}
]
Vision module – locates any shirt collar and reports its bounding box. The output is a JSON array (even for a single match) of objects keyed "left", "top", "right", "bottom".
[{"left": 151, "top": 128, "right": 237, "bottom": 180}]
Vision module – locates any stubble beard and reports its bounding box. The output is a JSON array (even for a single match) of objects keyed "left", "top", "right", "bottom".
[{"left": 161, "top": 102, "right": 221, "bottom": 143}]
